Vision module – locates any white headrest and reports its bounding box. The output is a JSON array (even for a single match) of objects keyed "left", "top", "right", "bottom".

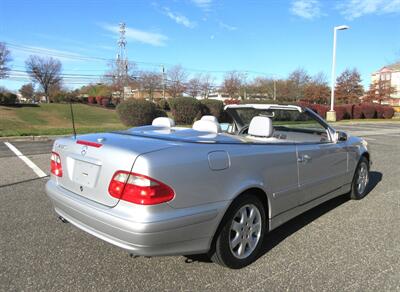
[
  {"left": 152, "top": 117, "right": 175, "bottom": 128},
  {"left": 248, "top": 116, "right": 273, "bottom": 137},
  {"left": 193, "top": 120, "right": 221, "bottom": 133},
  {"left": 201, "top": 115, "right": 218, "bottom": 123}
]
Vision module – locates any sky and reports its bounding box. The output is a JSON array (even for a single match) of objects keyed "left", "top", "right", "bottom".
[{"left": 0, "top": 0, "right": 399, "bottom": 91}]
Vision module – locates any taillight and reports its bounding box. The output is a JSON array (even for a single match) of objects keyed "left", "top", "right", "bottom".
[
  {"left": 50, "top": 152, "right": 63, "bottom": 177},
  {"left": 77, "top": 140, "right": 102, "bottom": 148},
  {"left": 108, "top": 171, "right": 174, "bottom": 205}
]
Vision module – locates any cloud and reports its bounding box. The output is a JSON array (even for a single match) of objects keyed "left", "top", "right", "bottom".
[
  {"left": 219, "top": 21, "right": 237, "bottom": 31},
  {"left": 338, "top": 0, "right": 400, "bottom": 19},
  {"left": 191, "top": 0, "right": 213, "bottom": 10},
  {"left": 163, "top": 8, "right": 196, "bottom": 28},
  {"left": 100, "top": 23, "right": 168, "bottom": 47},
  {"left": 290, "top": 0, "right": 322, "bottom": 20},
  {"left": 9, "top": 44, "right": 87, "bottom": 62}
]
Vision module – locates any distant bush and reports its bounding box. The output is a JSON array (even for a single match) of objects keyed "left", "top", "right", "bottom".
[
  {"left": 156, "top": 98, "right": 170, "bottom": 111},
  {"left": 88, "top": 96, "right": 95, "bottom": 104},
  {"left": 353, "top": 104, "right": 363, "bottom": 119},
  {"left": 360, "top": 103, "right": 376, "bottom": 119},
  {"left": 95, "top": 96, "right": 103, "bottom": 105},
  {"left": 168, "top": 97, "right": 201, "bottom": 124},
  {"left": 116, "top": 99, "right": 166, "bottom": 127},
  {"left": 375, "top": 104, "right": 385, "bottom": 119},
  {"left": 334, "top": 105, "right": 346, "bottom": 121},
  {"left": 200, "top": 99, "right": 224, "bottom": 120},
  {"left": 224, "top": 98, "right": 240, "bottom": 105},
  {"left": 382, "top": 106, "right": 395, "bottom": 119},
  {"left": 313, "top": 104, "right": 329, "bottom": 119},
  {"left": 101, "top": 97, "right": 110, "bottom": 107},
  {"left": 80, "top": 96, "right": 88, "bottom": 104},
  {"left": 0, "top": 92, "right": 17, "bottom": 105}
]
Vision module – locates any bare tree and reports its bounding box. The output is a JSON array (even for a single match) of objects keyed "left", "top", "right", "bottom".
[
  {"left": 200, "top": 73, "right": 214, "bottom": 98},
  {"left": 365, "top": 79, "right": 396, "bottom": 104},
  {"left": 222, "top": 71, "right": 244, "bottom": 98},
  {"left": 140, "top": 71, "right": 161, "bottom": 100},
  {"left": 25, "top": 55, "right": 62, "bottom": 103},
  {"left": 304, "top": 72, "right": 330, "bottom": 104},
  {"left": 287, "top": 68, "right": 311, "bottom": 100},
  {"left": 166, "top": 65, "right": 187, "bottom": 98},
  {"left": 187, "top": 75, "right": 202, "bottom": 98},
  {"left": 19, "top": 83, "right": 35, "bottom": 101},
  {"left": 0, "top": 42, "right": 12, "bottom": 79}
]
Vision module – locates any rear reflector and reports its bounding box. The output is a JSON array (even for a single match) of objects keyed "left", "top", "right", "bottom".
[
  {"left": 77, "top": 140, "right": 102, "bottom": 148},
  {"left": 50, "top": 152, "right": 63, "bottom": 177},
  {"left": 108, "top": 171, "right": 175, "bottom": 205}
]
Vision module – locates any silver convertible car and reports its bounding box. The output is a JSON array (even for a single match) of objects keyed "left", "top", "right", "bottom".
[{"left": 46, "top": 104, "right": 371, "bottom": 269}]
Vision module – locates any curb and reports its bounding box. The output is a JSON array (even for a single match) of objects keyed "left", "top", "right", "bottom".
[{"left": 0, "top": 135, "right": 69, "bottom": 142}]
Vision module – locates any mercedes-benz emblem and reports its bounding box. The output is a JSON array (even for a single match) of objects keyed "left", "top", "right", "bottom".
[{"left": 81, "top": 145, "right": 88, "bottom": 156}]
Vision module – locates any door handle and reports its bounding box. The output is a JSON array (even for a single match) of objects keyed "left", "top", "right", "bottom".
[{"left": 298, "top": 154, "right": 312, "bottom": 163}]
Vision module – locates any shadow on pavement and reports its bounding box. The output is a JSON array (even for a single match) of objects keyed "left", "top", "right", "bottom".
[{"left": 185, "top": 171, "right": 383, "bottom": 265}]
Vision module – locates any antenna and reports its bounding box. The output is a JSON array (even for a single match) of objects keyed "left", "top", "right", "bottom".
[{"left": 69, "top": 99, "right": 77, "bottom": 139}]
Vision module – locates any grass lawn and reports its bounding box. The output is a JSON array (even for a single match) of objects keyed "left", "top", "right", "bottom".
[{"left": 0, "top": 103, "right": 127, "bottom": 137}]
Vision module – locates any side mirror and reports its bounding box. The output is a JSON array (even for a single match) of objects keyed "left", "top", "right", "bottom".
[{"left": 336, "top": 131, "right": 348, "bottom": 142}]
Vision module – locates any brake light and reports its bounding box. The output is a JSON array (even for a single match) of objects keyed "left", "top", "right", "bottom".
[
  {"left": 77, "top": 140, "right": 102, "bottom": 148},
  {"left": 108, "top": 171, "right": 174, "bottom": 205},
  {"left": 50, "top": 152, "right": 63, "bottom": 177}
]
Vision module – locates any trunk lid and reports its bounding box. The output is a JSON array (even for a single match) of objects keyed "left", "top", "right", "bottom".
[{"left": 52, "top": 132, "right": 176, "bottom": 207}]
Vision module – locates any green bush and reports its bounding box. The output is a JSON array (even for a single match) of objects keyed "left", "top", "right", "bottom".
[
  {"left": 168, "top": 97, "right": 201, "bottom": 124},
  {"left": 0, "top": 92, "right": 18, "bottom": 105},
  {"left": 156, "top": 98, "right": 170, "bottom": 111},
  {"left": 200, "top": 99, "right": 224, "bottom": 120},
  {"left": 116, "top": 99, "right": 166, "bottom": 127}
]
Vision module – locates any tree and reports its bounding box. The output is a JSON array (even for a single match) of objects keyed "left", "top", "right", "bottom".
[
  {"left": 200, "top": 74, "right": 214, "bottom": 98},
  {"left": 0, "top": 42, "right": 12, "bottom": 79},
  {"left": 287, "top": 68, "right": 311, "bottom": 100},
  {"left": 166, "top": 65, "right": 187, "bottom": 98},
  {"left": 222, "top": 71, "right": 244, "bottom": 98},
  {"left": 140, "top": 71, "right": 161, "bottom": 100},
  {"left": 25, "top": 55, "right": 62, "bottom": 103},
  {"left": 335, "top": 68, "right": 364, "bottom": 104},
  {"left": 19, "top": 83, "right": 35, "bottom": 101},
  {"left": 304, "top": 72, "right": 330, "bottom": 104},
  {"left": 187, "top": 76, "right": 202, "bottom": 98},
  {"left": 365, "top": 79, "right": 396, "bottom": 104}
]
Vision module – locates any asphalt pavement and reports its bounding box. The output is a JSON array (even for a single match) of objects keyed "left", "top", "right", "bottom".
[{"left": 1, "top": 122, "right": 399, "bottom": 291}]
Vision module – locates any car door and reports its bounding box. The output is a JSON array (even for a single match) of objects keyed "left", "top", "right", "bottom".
[
  {"left": 294, "top": 111, "right": 347, "bottom": 204},
  {"left": 297, "top": 142, "right": 347, "bottom": 204}
]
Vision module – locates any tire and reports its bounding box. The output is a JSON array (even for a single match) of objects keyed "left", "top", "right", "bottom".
[
  {"left": 349, "top": 156, "right": 370, "bottom": 200},
  {"left": 211, "top": 194, "right": 266, "bottom": 269}
]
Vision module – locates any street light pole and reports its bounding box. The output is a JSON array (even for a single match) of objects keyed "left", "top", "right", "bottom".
[{"left": 327, "top": 25, "right": 349, "bottom": 122}]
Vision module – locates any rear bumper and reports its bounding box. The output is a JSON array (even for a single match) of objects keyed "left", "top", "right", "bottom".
[{"left": 45, "top": 180, "right": 228, "bottom": 256}]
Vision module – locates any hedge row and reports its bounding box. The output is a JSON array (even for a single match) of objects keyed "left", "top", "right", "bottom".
[{"left": 306, "top": 103, "right": 395, "bottom": 120}]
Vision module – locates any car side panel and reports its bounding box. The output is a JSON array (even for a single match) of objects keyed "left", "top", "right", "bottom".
[{"left": 132, "top": 143, "right": 300, "bottom": 218}]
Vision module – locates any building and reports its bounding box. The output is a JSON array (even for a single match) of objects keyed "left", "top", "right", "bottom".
[{"left": 371, "top": 63, "right": 400, "bottom": 105}]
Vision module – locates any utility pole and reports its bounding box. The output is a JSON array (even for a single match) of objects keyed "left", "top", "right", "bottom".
[
  {"left": 161, "top": 64, "right": 165, "bottom": 99},
  {"left": 116, "top": 22, "right": 128, "bottom": 100}
]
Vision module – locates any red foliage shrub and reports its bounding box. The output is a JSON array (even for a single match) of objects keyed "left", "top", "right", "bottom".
[
  {"left": 101, "top": 98, "right": 110, "bottom": 107},
  {"left": 382, "top": 106, "right": 395, "bottom": 119},
  {"left": 95, "top": 96, "right": 103, "bottom": 105},
  {"left": 88, "top": 96, "right": 95, "bottom": 104},
  {"left": 353, "top": 104, "right": 363, "bottom": 119},
  {"left": 224, "top": 98, "right": 240, "bottom": 105},
  {"left": 334, "top": 105, "right": 346, "bottom": 121},
  {"left": 360, "top": 103, "right": 376, "bottom": 119},
  {"left": 342, "top": 104, "right": 354, "bottom": 119},
  {"left": 313, "top": 104, "right": 329, "bottom": 119},
  {"left": 375, "top": 104, "right": 385, "bottom": 119}
]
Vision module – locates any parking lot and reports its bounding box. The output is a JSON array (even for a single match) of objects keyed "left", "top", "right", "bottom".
[{"left": 1, "top": 122, "right": 399, "bottom": 291}]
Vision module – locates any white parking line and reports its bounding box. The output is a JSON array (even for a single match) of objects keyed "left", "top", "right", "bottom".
[{"left": 4, "top": 142, "right": 47, "bottom": 178}]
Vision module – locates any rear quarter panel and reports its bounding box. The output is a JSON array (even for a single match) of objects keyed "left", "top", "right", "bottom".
[{"left": 132, "top": 143, "right": 300, "bottom": 218}]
